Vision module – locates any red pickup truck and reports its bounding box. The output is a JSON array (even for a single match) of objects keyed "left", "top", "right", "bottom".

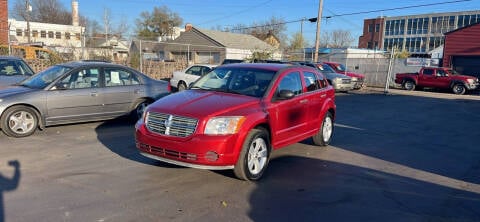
[
  {"left": 135, "top": 63, "right": 336, "bottom": 181},
  {"left": 395, "top": 67, "right": 479, "bottom": 95}
]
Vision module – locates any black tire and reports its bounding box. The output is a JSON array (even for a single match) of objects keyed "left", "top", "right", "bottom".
[
  {"left": 312, "top": 112, "right": 334, "bottom": 146},
  {"left": 234, "top": 128, "right": 270, "bottom": 181},
  {"left": 178, "top": 82, "right": 187, "bottom": 91},
  {"left": 1, "top": 105, "right": 38, "bottom": 137},
  {"left": 403, "top": 80, "right": 416, "bottom": 91},
  {"left": 452, "top": 84, "right": 466, "bottom": 95},
  {"left": 132, "top": 100, "right": 151, "bottom": 120}
]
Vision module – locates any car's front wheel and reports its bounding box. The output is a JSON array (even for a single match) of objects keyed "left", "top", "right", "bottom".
[
  {"left": 312, "top": 112, "right": 334, "bottom": 146},
  {"left": 234, "top": 128, "right": 270, "bottom": 181},
  {"left": 452, "top": 83, "right": 466, "bottom": 95},
  {"left": 1, "top": 105, "right": 39, "bottom": 137},
  {"left": 403, "top": 80, "right": 416, "bottom": 91}
]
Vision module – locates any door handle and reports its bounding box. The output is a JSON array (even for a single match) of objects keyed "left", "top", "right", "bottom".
[
  {"left": 300, "top": 99, "right": 308, "bottom": 104},
  {"left": 134, "top": 89, "right": 144, "bottom": 94},
  {"left": 90, "top": 92, "right": 98, "bottom": 97},
  {"left": 320, "top": 94, "right": 326, "bottom": 98}
]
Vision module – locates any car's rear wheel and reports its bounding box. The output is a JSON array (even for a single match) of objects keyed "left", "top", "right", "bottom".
[
  {"left": 452, "top": 84, "right": 466, "bottom": 95},
  {"left": 178, "top": 82, "right": 187, "bottom": 91},
  {"left": 132, "top": 100, "right": 151, "bottom": 120},
  {"left": 234, "top": 128, "right": 270, "bottom": 181},
  {"left": 1, "top": 106, "right": 38, "bottom": 137},
  {"left": 403, "top": 80, "right": 416, "bottom": 91},
  {"left": 312, "top": 112, "right": 334, "bottom": 146}
]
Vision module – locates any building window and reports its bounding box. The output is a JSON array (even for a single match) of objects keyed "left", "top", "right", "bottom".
[
  {"left": 16, "top": 29, "right": 23, "bottom": 36},
  {"left": 368, "top": 24, "right": 374, "bottom": 33},
  {"left": 375, "top": 24, "right": 380, "bottom": 32},
  {"left": 374, "top": 41, "right": 378, "bottom": 49},
  {"left": 367, "top": 42, "right": 373, "bottom": 49},
  {"left": 55, "top": 32, "right": 61, "bottom": 39},
  {"left": 65, "top": 32, "right": 71, "bottom": 40},
  {"left": 40, "top": 31, "right": 46, "bottom": 38},
  {"left": 48, "top": 31, "right": 54, "bottom": 38},
  {"left": 32, "top": 30, "right": 38, "bottom": 37},
  {"left": 75, "top": 33, "right": 81, "bottom": 40}
]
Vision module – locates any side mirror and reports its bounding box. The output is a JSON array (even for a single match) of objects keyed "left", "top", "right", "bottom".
[
  {"left": 53, "top": 82, "right": 68, "bottom": 90},
  {"left": 277, "top": 89, "right": 295, "bottom": 100}
]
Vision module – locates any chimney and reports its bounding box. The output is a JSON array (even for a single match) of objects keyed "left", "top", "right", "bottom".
[
  {"left": 72, "top": 0, "right": 79, "bottom": 26},
  {"left": 185, "top": 23, "right": 193, "bottom": 32}
]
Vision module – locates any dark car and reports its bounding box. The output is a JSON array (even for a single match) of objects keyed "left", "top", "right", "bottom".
[
  {"left": 0, "top": 56, "right": 35, "bottom": 87},
  {"left": 0, "top": 61, "right": 170, "bottom": 137}
]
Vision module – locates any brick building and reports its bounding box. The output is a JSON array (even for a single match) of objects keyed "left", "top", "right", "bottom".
[
  {"left": 359, "top": 10, "right": 480, "bottom": 56},
  {"left": 0, "top": 0, "right": 8, "bottom": 45}
]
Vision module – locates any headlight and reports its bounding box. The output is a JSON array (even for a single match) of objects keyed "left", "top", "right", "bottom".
[
  {"left": 351, "top": 77, "right": 358, "bottom": 81},
  {"left": 333, "top": 78, "right": 341, "bottom": 83},
  {"left": 204, "top": 116, "right": 246, "bottom": 135},
  {"left": 467, "top": 79, "right": 474, "bottom": 84},
  {"left": 0, "top": 98, "right": 2, "bottom": 103}
]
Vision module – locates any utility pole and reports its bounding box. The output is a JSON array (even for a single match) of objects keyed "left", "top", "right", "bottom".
[
  {"left": 301, "top": 18, "right": 305, "bottom": 61},
  {"left": 25, "top": 0, "right": 32, "bottom": 43},
  {"left": 313, "top": 0, "right": 324, "bottom": 62}
]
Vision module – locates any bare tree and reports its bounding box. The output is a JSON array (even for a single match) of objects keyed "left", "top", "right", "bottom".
[
  {"left": 320, "top": 29, "right": 354, "bottom": 48},
  {"left": 12, "top": 0, "right": 72, "bottom": 25}
]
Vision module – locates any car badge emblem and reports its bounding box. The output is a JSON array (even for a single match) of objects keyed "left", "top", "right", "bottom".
[{"left": 164, "top": 115, "right": 173, "bottom": 128}]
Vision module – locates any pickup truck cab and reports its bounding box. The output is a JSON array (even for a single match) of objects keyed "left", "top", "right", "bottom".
[
  {"left": 135, "top": 63, "right": 336, "bottom": 180},
  {"left": 395, "top": 67, "right": 479, "bottom": 95}
]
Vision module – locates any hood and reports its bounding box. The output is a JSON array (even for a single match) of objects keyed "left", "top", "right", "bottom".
[
  {"left": 0, "top": 76, "right": 29, "bottom": 87},
  {"left": 0, "top": 85, "right": 37, "bottom": 98},
  {"left": 341, "top": 71, "right": 365, "bottom": 79},
  {"left": 324, "top": 72, "right": 351, "bottom": 80},
  {"left": 147, "top": 90, "right": 260, "bottom": 118},
  {"left": 451, "top": 74, "right": 478, "bottom": 80}
]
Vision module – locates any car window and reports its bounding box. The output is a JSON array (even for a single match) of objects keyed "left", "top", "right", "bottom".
[
  {"left": 201, "top": 67, "right": 212, "bottom": 75},
  {"left": 58, "top": 68, "right": 99, "bottom": 89},
  {"left": 423, "top": 69, "right": 434, "bottom": 76},
  {"left": 276, "top": 72, "right": 302, "bottom": 96},
  {"left": 303, "top": 71, "right": 321, "bottom": 92},
  {"left": 104, "top": 68, "right": 140, "bottom": 87},
  {"left": 186, "top": 66, "right": 202, "bottom": 76}
]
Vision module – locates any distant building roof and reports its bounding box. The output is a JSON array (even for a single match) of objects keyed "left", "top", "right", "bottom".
[{"left": 195, "top": 28, "right": 274, "bottom": 51}]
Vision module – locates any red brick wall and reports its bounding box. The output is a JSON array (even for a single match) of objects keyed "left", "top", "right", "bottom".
[
  {"left": 358, "top": 18, "right": 384, "bottom": 49},
  {"left": 0, "top": 0, "right": 8, "bottom": 45}
]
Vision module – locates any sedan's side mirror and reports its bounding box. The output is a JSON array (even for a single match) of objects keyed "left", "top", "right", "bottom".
[{"left": 52, "top": 82, "right": 68, "bottom": 90}]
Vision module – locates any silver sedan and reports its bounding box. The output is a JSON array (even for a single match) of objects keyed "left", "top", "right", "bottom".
[{"left": 0, "top": 61, "right": 170, "bottom": 137}]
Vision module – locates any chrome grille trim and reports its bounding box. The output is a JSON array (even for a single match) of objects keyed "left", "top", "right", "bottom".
[{"left": 146, "top": 112, "right": 198, "bottom": 137}]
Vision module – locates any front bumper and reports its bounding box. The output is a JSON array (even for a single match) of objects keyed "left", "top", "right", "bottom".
[
  {"left": 352, "top": 78, "right": 365, "bottom": 89},
  {"left": 466, "top": 82, "right": 479, "bottom": 90},
  {"left": 135, "top": 122, "right": 239, "bottom": 169},
  {"left": 332, "top": 82, "right": 354, "bottom": 91}
]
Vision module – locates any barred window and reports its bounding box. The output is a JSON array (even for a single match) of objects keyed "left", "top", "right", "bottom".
[
  {"left": 55, "top": 32, "right": 61, "bottom": 39},
  {"left": 41, "top": 31, "right": 46, "bottom": 38},
  {"left": 48, "top": 31, "right": 54, "bottom": 38}
]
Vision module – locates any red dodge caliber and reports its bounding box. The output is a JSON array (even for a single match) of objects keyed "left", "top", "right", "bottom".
[{"left": 135, "top": 63, "right": 336, "bottom": 180}]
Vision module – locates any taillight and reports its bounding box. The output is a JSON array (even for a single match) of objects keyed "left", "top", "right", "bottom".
[{"left": 167, "top": 82, "right": 172, "bottom": 92}]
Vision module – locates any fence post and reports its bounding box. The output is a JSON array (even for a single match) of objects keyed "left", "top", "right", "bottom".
[
  {"left": 139, "top": 39, "right": 143, "bottom": 73},
  {"left": 384, "top": 48, "right": 395, "bottom": 94}
]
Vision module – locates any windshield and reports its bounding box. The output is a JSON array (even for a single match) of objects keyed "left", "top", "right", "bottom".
[
  {"left": 191, "top": 67, "right": 276, "bottom": 98},
  {"left": 19, "top": 65, "right": 72, "bottom": 89},
  {"left": 335, "top": 64, "right": 347, "bottom": 72},
  {"left": 317, "top": 64, "right": 337, "bottom": 74}
]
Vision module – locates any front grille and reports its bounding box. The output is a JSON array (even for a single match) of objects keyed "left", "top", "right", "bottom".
[
  {"left": 342, "top": 79, "right": 351, "bottom": 84},
  {"left": 138, "top": 143, "right": 197, "bottom": 160},
  {"left": 146, "top": 112, "right": 198, "bottom": 137}
]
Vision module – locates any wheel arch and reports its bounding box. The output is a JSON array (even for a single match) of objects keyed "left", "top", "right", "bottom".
[
  {"left": 402, "top": 78, "right": 417, "bottom": 85},
  {"left": 1, "top": 103, "right": 45, "bottom": 130}
]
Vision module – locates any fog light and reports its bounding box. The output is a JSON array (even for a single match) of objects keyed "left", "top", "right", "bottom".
[{"left": 205, "top": 151, "right": 219, "bottom": 162}]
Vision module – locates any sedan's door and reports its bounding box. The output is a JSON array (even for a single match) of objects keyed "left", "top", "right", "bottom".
[
  {"left": 102, "top": 67, "right": 144, "bottom": 116},
  {"left": 45, "top": 68, "right": 103, "bottom": 124}
]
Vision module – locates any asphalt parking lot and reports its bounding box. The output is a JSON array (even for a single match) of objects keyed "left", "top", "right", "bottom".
[{"left": 1, "top": 88, "right": 479, "bottom": 222}]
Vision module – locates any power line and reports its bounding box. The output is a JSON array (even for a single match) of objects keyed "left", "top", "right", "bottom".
[
  {"left": 324, "top": 0, "right": 472, "bottom": 18},
  {"left": 228, "top": 0, "right": 472, "bottom": 31}
]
